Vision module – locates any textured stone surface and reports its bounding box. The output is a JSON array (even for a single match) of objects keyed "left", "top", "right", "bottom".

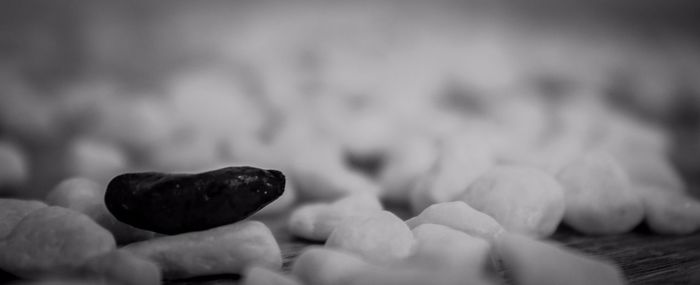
[
  {"left": 325, "top": 210, "right": 414, "bottom": 264},
  {"left": 0, "top": 206, "right": 116, "bottom": 279},
  {"left": 557, "top": 152, "right": 644, "bottom": 235},
  {"left": 79, "top": 250, "right": 161, "bottom": 285},
  {"left": 459, "top": 166, "right": 565, "bottom": 237},
  {"left": 288, "top": 193, "right": 383, "bottom": 241},
  {"left": 242, "top": 266, "right": 301, "bottom": 285},
  {"left": 122, "top": 221, "right": 282, "bottom": 279},
  {"left": 291, "top": 246, "right": 372, "bottom": 285},
  {"left": 406, "top": 201, "right": 503, "bottom": 240},
  {"left": 105, "top": 166, "right": 285, "bottom": 234},
  {"left": 0, "top": 198, "right": 47, "bottom": 238}
]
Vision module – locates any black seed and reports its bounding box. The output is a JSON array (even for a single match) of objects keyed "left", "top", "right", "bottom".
[{"left": 104, "top": 166, "right": 285, "bottom": 235}]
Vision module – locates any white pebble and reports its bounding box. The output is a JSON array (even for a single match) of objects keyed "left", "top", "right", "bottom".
[
  {"left": 486, "top": 96, "right": 551, "bottom": 156},
  {"left": 459, "top": 166, "right": 565, "bottom": 237},
  {"left": 90, "top": 96, "right": 178, "bottom": 152},
  {"left": 79, "top": 250, "right": 161, "bottom": 285},
  {"left": 288, "top": 193, "right": 383, "bottom": 241},
  {"left": 0, "top": 81, "right": 58, "bottom": 142},
  {"left": 291, "top": 246, "right": 372, "bottom": 285},
  {"left": 513, "top": 97, "right": 608, "bottom": 174},
  {"left": 242, "top": 266, "right": 302, "bottom": 285},
  {"left": 640, "top": 187, "right": 700, "bottom": 235},
  {"left": 556, "top": 152, "right": 644, "bottom": 235},
  {"left": 145, "top": 131, "right": 221, "bottom": 173},
  {"left": 322, "top": 106, "right": 400, "bottom": 159},
  {"left": 166, "top": 67, "right": 266, "bottom": 140},
  {"left": 325, "top": 210, "right": 414, "bottom": 264},
  {"left": 410, "top": 134, "right": 494, "bottom": 213},
  {"left": 378, "top": 136, "right": 438, "bottom": 204},
  {"left": 0, "top": 141, "right": 29, "bottom": 189},
  {"left": 406, "top": 201, "right": 503, "bottom": 239},
  {"left": 65, "top": 137, "right": 129, "bottom": 184},
  {"left": 495, "top": 233, "right": 626, "bottom": 285},
  {"left": 285, "top": 139, "right": 381, "bottom": 201},
  {"left": 123, "top": 221, "right": 281, "bottom": 279},
  {"left": 0, "top": 199, "right": 47, "bottom": 238},
  {"left": 619, "top": 152, "right": 685, "bottom": 193},
  {"left": 345, "top": 224, "right": 498, "bottom": 285},
  {"left": 9, "top": 279, "right": 109, "bottom": 285},
  {"left": 45, "top": 177, "right": 104, "bottom": 215},
  {"left": 0, "top": 206, "right": 116, "bottom": 279},
  {"left": 409, "top": 224, "right": 492, "bottom": 276},
  {"left": 347, "top": 265, "right": 495, "bottom": 285}
]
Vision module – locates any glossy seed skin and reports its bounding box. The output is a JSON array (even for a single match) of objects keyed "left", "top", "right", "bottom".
[{"left": 105, "top": 166, "right": 285, "bottom": 234}]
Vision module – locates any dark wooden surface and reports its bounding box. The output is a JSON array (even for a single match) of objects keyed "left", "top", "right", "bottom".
[{"left": 552, "top": 225, "right": 700, "bottom": 285}]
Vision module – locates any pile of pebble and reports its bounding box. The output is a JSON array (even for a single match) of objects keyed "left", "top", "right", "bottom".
[{"left": 2, "top": 1, "right": 700, "bottom": 284}]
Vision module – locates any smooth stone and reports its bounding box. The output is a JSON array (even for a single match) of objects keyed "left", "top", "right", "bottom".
[
  {"left": 495, "top": 233, "right": 626, "bottom": 285},
  {"left": 242, "top": 266, "right": 302, "bottom": 285},
  {"left": 78, "top": 250, "right": 161, "bottom": 285},
  {"left": 122, "top": 221, "right": 282, "bottom": 279},
  {"left": 0, "top": 206, "right": 116, "bottom": 279},
  {"left": 0, "top": 199, "right": 47, "bottom": 238},
  {"left": 105, "top": 166, "right": 285, "bottom": 234}
]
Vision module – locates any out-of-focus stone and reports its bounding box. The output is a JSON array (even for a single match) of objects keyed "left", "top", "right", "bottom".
[
  {"left": 0, "top": 141, "right": 29, "bottom": 194},
  {"left": 557, "top": 152, "right": 644, "bottom": 235},
  {"left": 288, "top": 193, "right": 383, "bottom": 241},
  {"left": 409, "top": 134, "right": 494, "bottom": 213},
  {"left": 495, "top": 233, "right": 626, "bottom": 285},
  {"left": 406, "top": 201, "right": 503, "bottom": 240}
]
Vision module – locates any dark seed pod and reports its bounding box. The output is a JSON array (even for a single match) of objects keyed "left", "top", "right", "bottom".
[{"left": 105, "top": 166, "right": 285, "bottom": 235}]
